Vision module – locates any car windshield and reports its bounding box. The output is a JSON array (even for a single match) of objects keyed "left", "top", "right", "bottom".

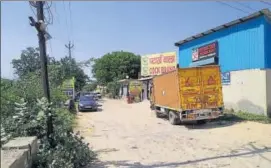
[{"left": 80, "top": 96, "right": 94, "bottom": 101}]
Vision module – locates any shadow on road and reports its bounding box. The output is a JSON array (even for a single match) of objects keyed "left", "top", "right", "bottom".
[
  {"left": 184, "top": 113, "right": 246, "bottom": 129},
  {"left": 78, "top": 107, "right": 103, "bottom": 113},
  {"left": 183, "top": 120, "right": 240, "bottom": 130},
  {"left": 88, "top": 145, "right": 271, "bottom": 168}
]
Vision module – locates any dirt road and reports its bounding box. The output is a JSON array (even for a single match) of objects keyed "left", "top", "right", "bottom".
[{"left": 76, "top": 99, "right": 271, "bottom": 168}]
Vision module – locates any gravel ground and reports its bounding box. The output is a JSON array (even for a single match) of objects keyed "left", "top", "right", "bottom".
[{"left": 75, "top": 99, "right": 271, "bottom": 168}]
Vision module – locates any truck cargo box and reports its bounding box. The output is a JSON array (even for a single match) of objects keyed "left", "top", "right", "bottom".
[{"left": 151, "top": 65, "right": 223, "bottom": 124}]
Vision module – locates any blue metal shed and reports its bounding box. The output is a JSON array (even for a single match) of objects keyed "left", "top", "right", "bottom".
[{"left": 175, "top": 9, "right": 271, "bottom": 73}]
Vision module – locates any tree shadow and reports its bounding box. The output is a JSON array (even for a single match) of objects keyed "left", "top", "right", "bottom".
[{"left": 88, "top": 145, "right": 271, "bottom": 168}]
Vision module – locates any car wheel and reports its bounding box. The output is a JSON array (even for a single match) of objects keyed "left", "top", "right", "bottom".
[{"left": 168, "top": 111, "right": 181, "bottom": 125}]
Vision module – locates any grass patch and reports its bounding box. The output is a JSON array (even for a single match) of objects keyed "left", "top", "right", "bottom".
[{"left": 217, "top": 109, "right": 271, "bottom": 124}]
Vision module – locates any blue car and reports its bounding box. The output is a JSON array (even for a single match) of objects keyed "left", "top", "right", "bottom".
[{"left": 78, "top": 95, "right": 98, "bottom": 112}]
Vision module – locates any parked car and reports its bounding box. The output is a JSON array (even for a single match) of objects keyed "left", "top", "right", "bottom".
[{"left": 78, "top": 95, "right": 99, "bottom": 112}]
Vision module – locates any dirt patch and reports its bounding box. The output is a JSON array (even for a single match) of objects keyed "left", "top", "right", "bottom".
[{"left": 75, "top": 99, "right": 271, "bottom": 168}]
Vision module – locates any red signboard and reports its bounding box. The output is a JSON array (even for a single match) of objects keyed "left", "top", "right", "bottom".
[{"left": 192, "top": 42, "right": 218, "bottom": 62}]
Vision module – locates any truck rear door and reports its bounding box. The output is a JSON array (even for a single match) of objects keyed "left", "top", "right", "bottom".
[
  {"left": 200, "top": 66, "right": 223, "bottom": 109},
  {"left": 179, "top": 67, "right": 202, "bottom": 110},
  {"left": 179, "top": 66, "right": 223, "bottom": 111}
]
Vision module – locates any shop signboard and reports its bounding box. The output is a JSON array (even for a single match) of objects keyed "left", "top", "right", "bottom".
[
  {"left": 192, "top": 41, "right": 218, "bottom": 62},
  {"left": 141, "top": 51, "right": 177, "bottom": 76},
  {"left": 221, "top": 72, "right": 230, "bottom": 85},
  {"left": 62, "top": 77, "right": 75, "bottom": 98}
]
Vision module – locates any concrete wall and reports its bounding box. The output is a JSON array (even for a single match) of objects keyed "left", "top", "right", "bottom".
[
  {"left": 1, "top": 137, "right": 38, "bottom": 168},
  {"left": 266, "top": 69, "right": 271, "bottom": 117},
  {"left": 222, "top": 69, "right": 268, "bottom": 116}
]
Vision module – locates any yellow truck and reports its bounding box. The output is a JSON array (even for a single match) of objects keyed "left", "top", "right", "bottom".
[{"left": 150, "top": 65, "right": 223, "bottom": 125}]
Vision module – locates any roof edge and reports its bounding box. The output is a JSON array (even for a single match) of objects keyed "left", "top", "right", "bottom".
[{"left": 175, "top": 9, "right": 271, "bottom": 47}]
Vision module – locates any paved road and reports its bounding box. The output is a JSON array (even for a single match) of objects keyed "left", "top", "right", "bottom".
[{"left": 76, "top": 99, "right": 271, "bottom": 168}]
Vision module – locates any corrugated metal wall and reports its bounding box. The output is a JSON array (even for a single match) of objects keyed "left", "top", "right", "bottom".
[
  {"left": 178, "top": 16, "right": 267, "bottom": 73},
  {"left": 265, "top": 16, "right": 271, "bottom": 68}
]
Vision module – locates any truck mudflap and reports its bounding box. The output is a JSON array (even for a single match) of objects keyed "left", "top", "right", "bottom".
[{"left": 180, "top": 108, "right": 223, "bottom": 121}]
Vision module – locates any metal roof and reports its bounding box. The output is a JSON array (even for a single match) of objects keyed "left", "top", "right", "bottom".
[{"left": 175, "top": 9, "right": 271, "bottom": 47}]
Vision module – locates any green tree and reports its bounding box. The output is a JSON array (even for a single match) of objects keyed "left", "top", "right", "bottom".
[
  {"left": 82, "top": 81, "right": 98, "bottom": 92},
  {"left": 92, "top": 51, "right": 140, "bottom": 85},
  {"left": 59, "top": 57, "right": 89, "bottom": 91},
  {"left": 11, "top": 47, "right": 55, "bottom": 78},
  {"left": 11, "top": 47, "right": 89, "bottom": 91}
]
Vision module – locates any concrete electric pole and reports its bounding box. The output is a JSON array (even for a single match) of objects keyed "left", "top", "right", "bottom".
[
  {"left": 29, "top": 1, "right": 54, "bottom": 146},
  {"left": 65, "top": 41, "right": 74, "bottom": 59}
]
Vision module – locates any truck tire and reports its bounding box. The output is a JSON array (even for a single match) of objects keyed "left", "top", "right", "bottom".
[
  {"left": 155, "top": 111, "right": 163, "bottom": 118},
  {"left": 168, "top": 111, "right": 181, "bottom": 125}
]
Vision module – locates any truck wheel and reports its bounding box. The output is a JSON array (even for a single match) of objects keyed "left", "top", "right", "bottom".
[
  {"left": 168, "top": 111, "right": 181, "bottom": 125},
  {"left": 155, "top": 111, "right": 163, "bottom": 118}
]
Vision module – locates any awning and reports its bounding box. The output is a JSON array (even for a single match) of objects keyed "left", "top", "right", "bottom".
[{"left": 138, "top": 76, "right": 153, "bottom": 81}]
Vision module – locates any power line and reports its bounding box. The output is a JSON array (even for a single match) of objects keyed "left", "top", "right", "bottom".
[
  {"left": 62, "top": 1, "right": 70, "bottom": 41},
  {"left": 29, "top": 2, "right": 37, "bottom": 16},
  {"left": 53, "top": 2, "right": 60, "bottom": 24},
  {"left": 44, "top": 1, "right": 53, "bottom": 25},
  {"left": 234, "top": 2, "right": 255, "bottom": 11},
  {"left": 216, "top": 1, "right": 250, "bottom": 14},
  {"left": 260, "top": 1, "right": 271, "bottom": 7}
]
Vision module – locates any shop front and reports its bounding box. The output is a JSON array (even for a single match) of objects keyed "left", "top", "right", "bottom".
[{"left": 175, "top": 9, "right": 271, "bottom": 116}]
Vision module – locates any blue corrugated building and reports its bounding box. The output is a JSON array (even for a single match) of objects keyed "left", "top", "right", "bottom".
[{"left": 175, "top": 9, "right": 271, "bottom": 116}]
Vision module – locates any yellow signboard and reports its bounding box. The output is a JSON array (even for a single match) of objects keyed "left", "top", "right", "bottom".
[{"left": 141, "top": 51, "right": 177, "bottom": 76}]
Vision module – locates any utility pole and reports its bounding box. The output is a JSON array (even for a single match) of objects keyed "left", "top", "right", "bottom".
[
  {"left": 65, "top": 41, "right": 74, "bottom": 59},
  {"left": 65, "top": 41, "right": 74, "bottom": 79},
  {"left": 29, "top": 1, "right": 53, "bottom": 146}
]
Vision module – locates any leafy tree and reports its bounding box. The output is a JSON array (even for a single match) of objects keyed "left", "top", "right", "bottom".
[
  {"left": 92, "top": 51, "right": 140, "bottom": 85},
  {"left": 82, "top": 81, "right": 98, "bottom": 92},
  {"left": 11, "top": 47, "right": 89, "bottom": 91},
  {"left": 11, "top": 47, "right": 55, "bottom": 78}
]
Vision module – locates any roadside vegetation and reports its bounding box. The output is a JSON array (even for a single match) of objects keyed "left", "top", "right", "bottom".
[
  {"left": 1, "top": 47, "right": 95, "bottom": 167},
  {"left": 216, "top": 109, "right": 271, "bottom": 124}
]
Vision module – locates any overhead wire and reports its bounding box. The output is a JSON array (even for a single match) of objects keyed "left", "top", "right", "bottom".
[
  {"left": 260, "top": 1, "right": 271, "bottom": 7},
  {"left": 216, "top": 1, "right": 250, "bottom": 14},
  {"left": 53, "top": 2, "right": 60, "bottom": 24},
  {"left": 62, "top": 1, "right": 70, "bottom": 42},
  {"left": 44, "top": 1, "right": 54, "bottom": 25},
  {"left": 234, "top": 2, "right": 255, "bottom": 11},
  {"left": 29, "top": 2, "right": 37, "bottom": 16}
]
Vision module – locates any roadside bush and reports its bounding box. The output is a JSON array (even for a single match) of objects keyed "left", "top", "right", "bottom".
[{"left": 1, "top": 97, "right": 96, "bottom": 168}]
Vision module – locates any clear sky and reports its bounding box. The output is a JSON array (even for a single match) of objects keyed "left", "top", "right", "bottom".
[{"left": 1, "top": 1, "right": 271, "bottom": 79}]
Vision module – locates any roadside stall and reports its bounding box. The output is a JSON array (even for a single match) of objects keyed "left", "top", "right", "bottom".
[{"left": 127, "top": 80, "right": 143, "bottom": 104}]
